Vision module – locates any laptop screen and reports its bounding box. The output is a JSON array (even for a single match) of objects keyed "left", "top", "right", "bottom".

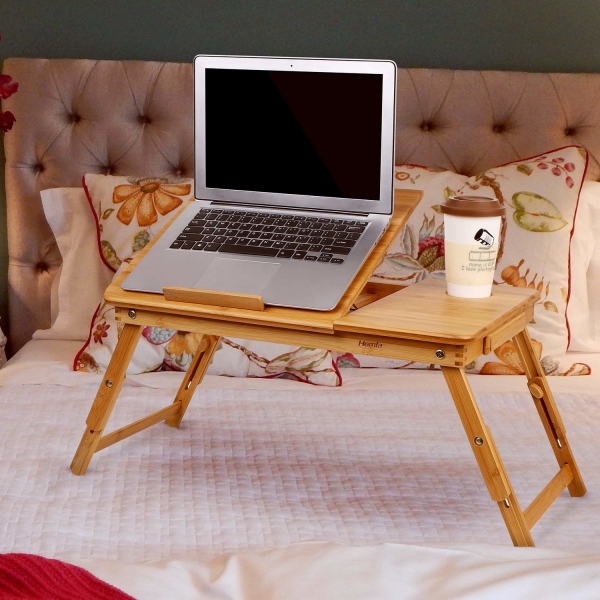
[
  {"left": 194, "top": 56, "right": 396, "bottom": 214},
  {"left": 205, "top": 69, "right": 383, "bottom": 201}
]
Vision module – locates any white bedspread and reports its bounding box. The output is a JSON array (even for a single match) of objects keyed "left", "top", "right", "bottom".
[
  {"left": 2, "top": 341, "right": 600, "bottom": 597},
  {"left": 71, "top": 542, "right": 600, "bottom": 600}
]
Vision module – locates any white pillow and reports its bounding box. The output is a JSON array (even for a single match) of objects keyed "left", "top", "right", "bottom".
[
  {"left": 49, "top": 263, "right": 61, "bottom": 325},
  {"left": 33, "top": 188, "right": 113, "bottom": 341},
  {"left": 587, "top": 246, "right": 600, "bottom": 351},
  {"left": 567, "top": 181, "right": 600, "bottom": 352}
]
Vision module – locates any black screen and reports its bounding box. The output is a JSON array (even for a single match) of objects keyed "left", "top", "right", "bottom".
[{"left": 205, "top": 69, "right": 383, "bottom": 200}]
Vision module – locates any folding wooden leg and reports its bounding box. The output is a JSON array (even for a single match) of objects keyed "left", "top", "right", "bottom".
[
  {"left": 513, "top": 328, "right": 586, "bottom": 497},
  {"left": 442, "top": 366, "right": 535, "bottom": 547},
  {"left": 70, "top": 323, "right": 142, "bottom": 476},
  {"left": 165, "top": 335, "right": 221, "bottom": 428}
]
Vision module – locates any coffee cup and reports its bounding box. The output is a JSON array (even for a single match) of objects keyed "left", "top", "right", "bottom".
[{"left": 440, "top": 196, "right": 506, "bottom": 298}]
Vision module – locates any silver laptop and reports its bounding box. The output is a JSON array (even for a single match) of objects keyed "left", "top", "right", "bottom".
[{"left": 122, "top": 54, "right": 397, "bottom": 311}]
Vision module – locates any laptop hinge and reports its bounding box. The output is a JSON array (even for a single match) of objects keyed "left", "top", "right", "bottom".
[{"left": 208, "top": 200, "right": 367, "bottom": 217}]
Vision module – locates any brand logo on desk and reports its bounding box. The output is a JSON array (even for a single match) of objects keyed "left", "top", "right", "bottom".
[{"left": 358, "top": 340, "right": 382, "bottom": 349}]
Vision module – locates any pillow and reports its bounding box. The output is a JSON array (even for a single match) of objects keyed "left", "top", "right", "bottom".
[
  {"left": 75, "top": 174, "right": 341, "bottom": 386},
  {"left": 587, "top": 244, "right": 600, "bottom": 353},
  {"left": 75, "top": 292, "right": 339, "bottom": 385},
  {"left": 339, "top": 146, "right": 591, "bottom": 376},
  {"left": 33, "top": 188, "right": 113, "bottom": 341},
  {"left": 49, "top": 264, "right": 61, "bottom": 325},
  {"left": 85, "top": 174, "right": 194, "bottom": 272},
  {"left": 567, "top": 181, "right": 600, "bottom": 353}
]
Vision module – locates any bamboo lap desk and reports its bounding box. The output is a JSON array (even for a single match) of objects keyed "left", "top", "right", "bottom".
[{"left": 70, "top": 190, "right": 585, "bottom": 547}]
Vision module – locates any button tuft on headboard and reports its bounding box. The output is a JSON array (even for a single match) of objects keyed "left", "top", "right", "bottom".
[
  {"left": 35, "top": 262, "right": 49, "bottom": 274},
  {"left": 565, "top": 127, "right": 576, "bottom": 137},
  {"left": 33, "top": 163, "right": 44, "bottom": 174},
  {"left": 138, "top": 115, "right": 151, "bottom": 124},
  {"left": 69, "top": 113, "right": 81, "bottom": 124},
  {"left": 493, "top": 123, "right": 506, "bottom": 134},
  {"left": 420, "top": 121, "right": 434, "bottom": 132}
]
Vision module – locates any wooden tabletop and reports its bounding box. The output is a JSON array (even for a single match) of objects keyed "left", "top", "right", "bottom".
[
  {"left": 334, "top": 278, "right": 539, "bottom": 343},
  {"left": 106, "top": 189, "right": 423, "bottom": 334}
]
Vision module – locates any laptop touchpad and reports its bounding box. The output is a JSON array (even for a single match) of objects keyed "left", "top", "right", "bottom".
[{"left": 193, "top": 258, "right": 280, "bottom": 296}]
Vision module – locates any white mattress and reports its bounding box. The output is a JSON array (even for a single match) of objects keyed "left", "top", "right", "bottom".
[{"left": 1, "top": 340, "right": 600, "bottom": 565}]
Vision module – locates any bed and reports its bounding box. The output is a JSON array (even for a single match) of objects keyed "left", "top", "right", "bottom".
[{"left": 2, "top": 59, "right": 600, "bottom": 598}]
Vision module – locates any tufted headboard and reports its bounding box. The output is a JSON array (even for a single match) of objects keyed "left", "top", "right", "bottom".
[{"left": 4, "top": 58, "right": 600, "bottom": 353}]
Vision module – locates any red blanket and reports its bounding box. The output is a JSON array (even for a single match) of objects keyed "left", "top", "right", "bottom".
[{"left": 0, "top": 553, "right": 135, "bottom": 599}]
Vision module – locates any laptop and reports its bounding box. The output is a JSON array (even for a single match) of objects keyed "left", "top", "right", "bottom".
[{"left": 121, "top": 54, "right": 397, "bottom": 311}]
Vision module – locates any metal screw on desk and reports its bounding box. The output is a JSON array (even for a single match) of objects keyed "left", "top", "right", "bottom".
[
  {"left": 474, "top": 437, "right": 484, "bottom": 446},
  {"left": 128, "top": 309, "right": 137, "bottom": 319},
  {"left": 435, "top": 349, "right": 445, "bottom": 359},
  {"left": 105, "top": 379, "right": 113, "bottom": 388}
]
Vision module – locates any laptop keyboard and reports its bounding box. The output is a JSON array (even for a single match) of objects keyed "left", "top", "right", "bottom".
[{"left": 169, "top": 208, "right": 369, "bottom": 264}]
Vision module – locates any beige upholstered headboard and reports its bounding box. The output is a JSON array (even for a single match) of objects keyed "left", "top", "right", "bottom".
[{"left": 4, "top": 58, "right": 600, "bottom": 352}]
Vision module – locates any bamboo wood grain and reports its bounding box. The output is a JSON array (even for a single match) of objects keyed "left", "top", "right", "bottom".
[
  {"left": 165, "top": 335, "right": 221, "bottom": 428},
  {"left": 116, "top": 307, "right": 472, "bottom": 367},
  {"left": 70, "top": 323, "right": 142, "bottom": 475},
  {"left": 497, "top": 493, "right": 535, "bottom": 547},
  {"left": 528, "top": 383, "right": 544, "bottom": 399},
  {"left": 96, "top": 404, "right": 180, "bottom": 451},
  {"left": 514, "top": 329, "right": 566, "bottom": 434},
  {"left": 513, "top": 329, "right": 586, "bottom": 497},
  {"left": 86, "top": 324, "right": 143, "bottom": 429},
  {"left": 70, "top": 431, "right": 103, "bottom": 476},
  {"left": 485, "top": 424, "right": 535, "bottom": 546},
  {"left": 441, "top": 367, "right": 511, "bottom": 502},
  {"left": 104, "top": 189, "right": 423, "bottom": 333},
  {"left": 482, "top": 309, "right": 531, "bottom": 355},
  {"left": 115, "top": 283, "right": 539, "bottom": 349},
  {"left": 352, "top": 291, "right": 379, "bottom": 309},
  {"left": 361, "top": 281, "right": 406, "bottom": 299},
  {"left": 335, "top": 279, "right": 538, "bottom": 343},
  {"left": 528, "top": 375, "right": 566, "bottom": 438},
  {"left": 163, "top": 287, "right": 265, "bottom": 311},
  {"left": 442, "top": 366, "right": 534, "bottom": 546},
  {"left": 523, "top": 464, "right": 574, "bottom": 530}
]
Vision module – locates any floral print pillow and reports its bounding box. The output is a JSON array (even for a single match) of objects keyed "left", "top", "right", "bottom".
[
  {"left": 336, "top": 146, "right": 591, "bottom": 376},
  {"left": 76, "top": 174, "right": 341, "bottom": 385},
  {"left": 76, "top": 290, "right": 340, "bottom": 384},
  {"left": 83, "top": 174, "right": 194, "bottom": 272}
]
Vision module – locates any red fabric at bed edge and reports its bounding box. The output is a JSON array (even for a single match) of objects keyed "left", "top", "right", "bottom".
[{"left": 0, "top": 553, "right": 135, "bottom": 600}]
